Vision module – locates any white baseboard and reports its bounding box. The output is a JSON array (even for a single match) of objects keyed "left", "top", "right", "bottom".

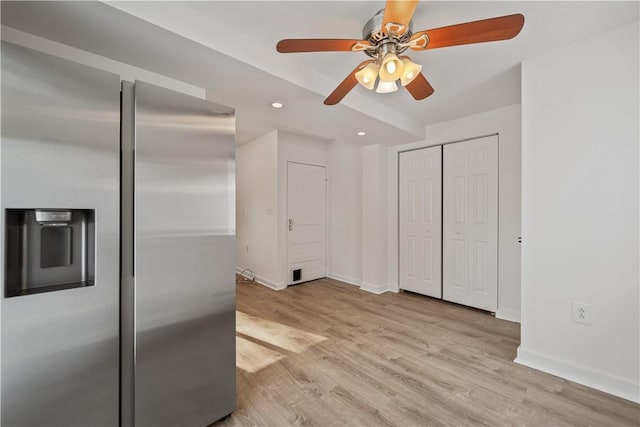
[
  {"left": 496, "top": 308, "right": 521, "bottom": 323},
  {"left": 235, "top": 267, "right": 287, "bottom": 291},
  {"left": 359, "top": 282, "right": 389, "bottom": 295},
  {"left": 515, "top": 346, "right": 640, "bottom": 403},
  {"left": 327, "top": 273, "right": 361, "bottom": 287},
  {"left": 327, "top": 275, "right": 395, "bottom": 295}
]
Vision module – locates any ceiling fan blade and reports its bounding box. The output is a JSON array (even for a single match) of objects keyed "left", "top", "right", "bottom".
[
  {"left": 277, "top": 38, "right": 371, "bottom": 53},
  {"left": 382, "top": 0, "right": 419, "bottom": 35},
  {"left": 410, "top": 13, "right": 524, "bottom": 50},
  {"left": 324, "top": 60, "right": 373, "bottom": 105},
  {"left": 405, "top": 72, "right": 434, "bottom": 100}
]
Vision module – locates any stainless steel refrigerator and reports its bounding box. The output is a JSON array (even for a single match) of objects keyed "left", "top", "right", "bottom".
[{"left": 1, "top": 42, "right": 236, "bottom": 426}]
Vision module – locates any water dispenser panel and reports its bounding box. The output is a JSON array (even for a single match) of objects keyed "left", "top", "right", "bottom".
[{"left": 4, "top": 208, "right": 95, "bottom": 297}]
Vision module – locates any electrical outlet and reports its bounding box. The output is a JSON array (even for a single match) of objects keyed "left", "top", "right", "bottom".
[{"left": 572, "top": 302, "right": 592, "bottom": 325}]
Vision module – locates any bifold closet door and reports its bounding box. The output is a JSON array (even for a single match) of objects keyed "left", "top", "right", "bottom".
[
  {"left": 443, "top": 135, "right": 498, "bottom": 311},
  {"left": 399, "top": 146, "right": 442, "bottom": 297}
]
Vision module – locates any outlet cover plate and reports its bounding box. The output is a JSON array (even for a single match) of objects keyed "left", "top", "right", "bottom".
[{"left": 572, "top": 301, "right": 592, "bottom": 325}]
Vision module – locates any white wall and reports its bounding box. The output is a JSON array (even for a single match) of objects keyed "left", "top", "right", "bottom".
[
  {"left": 235, "top": 131, "right": 280, "bottom": 287},
  {"left": 327, "top": 141, "right": 363, "bottom": 286},
  {"left": 361, "top": 144, "right": 389, "bottom": 294},
  {"left": 276, "top": 130, "right": 330, "bottom": 286},
  {"left": 387, "top": 104, "right": 523, "bottom": 322},
  {"left": 517, "top": 21, "right": 639, "bottom": 403}
]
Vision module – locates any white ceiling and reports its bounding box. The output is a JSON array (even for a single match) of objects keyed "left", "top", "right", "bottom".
[{"left": 2, "top": 1, "right": 638, "bottom": 145}]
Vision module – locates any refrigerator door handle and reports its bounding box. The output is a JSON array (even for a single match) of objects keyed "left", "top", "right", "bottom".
[{"left": 120, "top": 80, "right": 136, "bottom": 427}]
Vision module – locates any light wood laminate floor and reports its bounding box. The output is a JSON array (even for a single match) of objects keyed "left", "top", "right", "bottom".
[{"left": 216, "top": 277, "right": 639, "bottom": 426}]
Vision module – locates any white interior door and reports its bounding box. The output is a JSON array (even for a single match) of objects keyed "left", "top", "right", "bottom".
[
  {"left": 287, "top": 162, "right": 327, "bottom": 285},
  {"left": 443, "top": 135, "right": 498, "bottom": 311},
  {"left": 399, "top": 146, "right": 442, "bottom": 297}
]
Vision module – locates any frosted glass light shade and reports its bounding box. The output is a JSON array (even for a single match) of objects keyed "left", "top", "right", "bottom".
[
  {"left": 375, "top": 79, "right": 398, "bottom": 94},
  {"left": 379, "top": 53, "right": 404, "bottom": 82},
  {"left": 355, "top": 63, "right": 379, "bottom": 90},
  {"left": 400, "top": 58, "right": 423, "bottom": 86}
]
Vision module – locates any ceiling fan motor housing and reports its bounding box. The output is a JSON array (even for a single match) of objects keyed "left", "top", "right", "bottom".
[{"left": 362, "top": 8, "right": 414, "bottom": 59}]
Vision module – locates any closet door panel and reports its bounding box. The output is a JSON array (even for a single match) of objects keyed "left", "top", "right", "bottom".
[
  {"left": 399, "top": 146, "right": 442, "bottom": 297},
  {"left": 443, "top": 142, "right": 468, "bottom": 304},
  {"left": 443, "top": 136, "right": 498, "bottom": 311}
]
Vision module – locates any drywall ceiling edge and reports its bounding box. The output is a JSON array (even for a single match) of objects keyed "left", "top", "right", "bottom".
[{"left": 103, "top": 1, "right": 425, "bottom": 139}]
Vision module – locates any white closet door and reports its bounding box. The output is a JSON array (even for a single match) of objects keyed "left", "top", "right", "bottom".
[
  {"left": 399, "top": 146, "right": 442, "bottom": 297},
  {"left": 443, "top": 136, "right": 498, "bottom": 311},
  {"left": 287, "top": 162, "right": 327, "bottom": 285}
]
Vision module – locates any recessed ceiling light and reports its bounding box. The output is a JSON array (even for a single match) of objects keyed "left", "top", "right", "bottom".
[
  {"left": 357, "top": 131, "right": 366, "bottom": 136},
  {"left": 271, "top": 102, "right": 284, "bottom": 109}
]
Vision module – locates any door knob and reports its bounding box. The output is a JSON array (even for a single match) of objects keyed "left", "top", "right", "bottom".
[{"left": 288, "top": 218, "right": 293, "bottom": 231}]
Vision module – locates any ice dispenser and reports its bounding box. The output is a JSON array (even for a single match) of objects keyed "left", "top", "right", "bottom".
[{"left": 5, "top": 209, "right": 95, "bottom": 297}]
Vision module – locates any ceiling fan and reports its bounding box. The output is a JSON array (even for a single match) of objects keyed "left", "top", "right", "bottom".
[{"left": 276, "top": 1, "right": 524, "bottom": 105}]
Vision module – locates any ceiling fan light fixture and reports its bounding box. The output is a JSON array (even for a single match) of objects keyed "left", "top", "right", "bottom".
[
  {"left": 400, "top": 58, "right": 423, "bottom": 86},
  {"left": 375, "top": 79, "right": 398, "bottom": 94},
  {"left": 276, "top": 2, "right": 526, "bottom": 106},
  {"left": 379, "top": 53, "right": 404, "bottom": 82},
  {"left": 355, "top": 63, "right": 379, "bottom": 90}
]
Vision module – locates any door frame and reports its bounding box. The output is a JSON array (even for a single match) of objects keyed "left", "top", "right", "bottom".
[
  {"left": 397, "top": 133, "right": 499, "bottom": 306},
  {"left": 285, "top": 161, "right": 328, "bottom": 286}
]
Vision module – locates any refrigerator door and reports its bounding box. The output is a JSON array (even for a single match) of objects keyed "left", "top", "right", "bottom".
[
  {"left": 1, "top": 42, "right": 120, "bottom": 426},
  {"left": 132, "top": 81, "right": 236, "bottom": 426}
]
